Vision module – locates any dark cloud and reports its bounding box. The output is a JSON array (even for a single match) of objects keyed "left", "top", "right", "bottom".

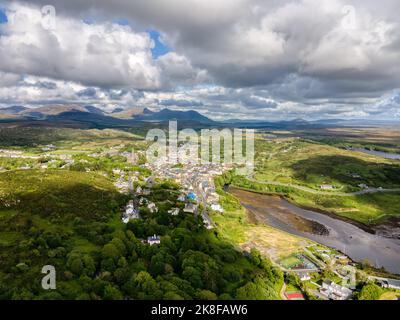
[
  {"left": 77, "top": 87, "right": 97, "bottom": 97},
  {"left": 159, "top": 99, "right": 203, "bottom": 107},
  {"left": 0, "top": 0, "right": 399, "bottom": 120}
]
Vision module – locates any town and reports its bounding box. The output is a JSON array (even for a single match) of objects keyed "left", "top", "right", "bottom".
[{"left": 1, "top": 141, "right": 400, "bottom": 301}]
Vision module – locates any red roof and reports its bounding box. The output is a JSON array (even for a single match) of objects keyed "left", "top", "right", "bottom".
[{"left": 285, "top": 292, "right": 305, "bottom": 300}]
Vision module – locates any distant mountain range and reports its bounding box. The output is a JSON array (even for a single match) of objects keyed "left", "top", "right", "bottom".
[
  {"left": 0, "top": 104, "right": 398, "bottom": 128},
  {"left": 0, "top": 105, "right": 215, "bottom": 126},
  {"left": 134, "top": 108, "right": 214, "bottom": 124},
  {"left": 0, "top": 105, "right": 28, "bottom": 114}
]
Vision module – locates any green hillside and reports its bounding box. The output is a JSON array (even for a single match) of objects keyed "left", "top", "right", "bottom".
[{"left": 0, "top": 170, "right": 283, "bottom": 300}]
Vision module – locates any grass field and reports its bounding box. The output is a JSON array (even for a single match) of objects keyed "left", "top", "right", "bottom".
[
  {"left": 252, "top": 138, "right": 400, "bottom": 191},
  {"left": 210, "top": 189, "right": 310, "bottom": 261},
  {"left": 379, "top": 291, "right": 399, "bottom": 300},
  {"left": 262, "top": 127, "right": 400, "bottom": 153},
  {"left": 0, "top": 126, "right": 147, "bottom": 154},
  {"left": 231, "top": 137, "right": 400, "bottom": 224},
  {"left": 280, "top": 255, "right": 303, "bottom": 269}
]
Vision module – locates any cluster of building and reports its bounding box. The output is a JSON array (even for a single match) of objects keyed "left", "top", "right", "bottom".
[
  {"left": 142, "top": 147, "right": 232, "bottom": 230},
  {"left": 319, "top": 280, "right": 353, "bottom": 300},
  {"left": 145, "top": 150, "right": 229, "bottom": 212},
  {"left": 41, "top": 144, "right": 56, "bottom": 152},
  {"left": 0, "top": 147, "right": 77, "bottom": 171},
  {"left": 121, "top": 182, "right": 161, "bottom": 224},
  {"left": 114, "top": 173, "right": 139, "bottom": 193},
  {"left": 281, "top": 245, "right": 360, "bottom": 300},
  {"left": 376, "top": 278, "right": 400, "bottom": 290},
  {"left": 0, "top": 149, "right": 24, "bottom": 158}
]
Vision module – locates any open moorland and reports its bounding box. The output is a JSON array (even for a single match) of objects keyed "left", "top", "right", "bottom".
[{"left": 230, "top": 135, "right": 400, "bottom": 225}]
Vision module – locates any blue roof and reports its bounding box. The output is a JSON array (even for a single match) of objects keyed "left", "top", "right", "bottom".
[{"left": 187, "top": 192, "right": 197, "bottom": 200}]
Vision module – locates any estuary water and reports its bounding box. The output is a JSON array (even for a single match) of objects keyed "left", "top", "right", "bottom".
[{"left": 229, "top": 187, "right": 400, "bottom": 274}]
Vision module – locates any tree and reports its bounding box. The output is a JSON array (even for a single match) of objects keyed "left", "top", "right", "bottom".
[
  {"left": 114, "top": 267, "right": 131, "bottom": 285},
  {"left": 164, "top": 291, "right": 184, "bottom": 300},
  {"left": 358, "top": 283, "right": 382, "bottom": 300},
  {"left": 182, "top": 266, "right": 203, "bottom": 289},
  {"left": 235, "top": 277, "right": 277, "bottom": 300},
  {"left": 197, "top": 290, "right": 218, "bottom": 300},
  {"left": 103, "top": 284, "right": 123, "bottom": 300},
  {"left": 82, "top": 255, "right": 96, "bottom": 276},
  {"left": 102, "top": 243, "right": 120, "bottom": 261},
  {"left": 249, "top": 248, "right": 262, "bottom": 266},
  {"left": 69, "top": 258, "right": 84, "bottom": 275},
  {"left": 129, "top": 271, "right": 162, "bottom": 299},
  {"left": 235, "top": 282, "right": 263, "bottom": 300},
  {"left": 101, "top": 258, "right": 116, "bottom": 273}
]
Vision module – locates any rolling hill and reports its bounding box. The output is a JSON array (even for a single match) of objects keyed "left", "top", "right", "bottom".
[{"left": 1, "top": 104, "right": 213, "bottom": 124}]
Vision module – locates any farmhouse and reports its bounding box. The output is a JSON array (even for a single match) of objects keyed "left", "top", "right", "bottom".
[
  {"left": 210, "top": 204, "right": 224, "bottom": 213},
  {"left": 184, "top": 203, "right": 198, "bottom": 213},
  {"left": 147, "top": 235, "right": 161, "bottom": 246},
  {"left": 147, "top": 202, "right": 158, "bottom": 213},
  {"left": 297, "top": 272, "right": 311, "bottom": 281},
  {"left": 122, "top": 200, "right": 140, "bottom": 223}
]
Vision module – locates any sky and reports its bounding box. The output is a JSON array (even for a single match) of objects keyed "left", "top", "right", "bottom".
[{"left": 0, "top": 0, "right": 399, "bottom": 121}]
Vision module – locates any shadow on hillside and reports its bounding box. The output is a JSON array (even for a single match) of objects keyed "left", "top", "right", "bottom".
[
  {"left": 290, "top": 155, "right": 400, "bottom": 189},
  {"left": 289, "top": 155, "right": 400, "bottom": 222}
]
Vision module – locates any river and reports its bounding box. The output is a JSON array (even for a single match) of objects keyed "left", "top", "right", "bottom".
[
  {"left": 352, "top": 148, "right": 400, "bottom": 160},
  {"left": 229, "top": 187, "right": 400, "bottom": 274}
]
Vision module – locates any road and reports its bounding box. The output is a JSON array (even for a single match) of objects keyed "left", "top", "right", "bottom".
[
  {"left": 185, "top": 172, "right": 215, "bottom": 229},
  {"left": 196, "top": 186, "right": 215, "bottom": 229},
  {"left": 246, "top": 176, "right": 400, "bottom": 197},
  {"left": 280, "top": 282, "right": 287, "bottom": 300},
  {"left": 367, "top": 275, "right": 400, "bottom": 285}
]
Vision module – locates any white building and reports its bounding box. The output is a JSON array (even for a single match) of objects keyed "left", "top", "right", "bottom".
[
  {"left": 183, "top": 203, "right": 198, "bottom": 213},
  {"left": 320, "top": 185, "right": 334, "bottom": 190},
  {"left": 147, "top": 202, "right": 158, "bottom": 213},
  {"left": 297, "top": 272, "right": 311, "bottom": 281},
  {"left": 122, "top": 200, "right": 140, "bottom": 223},
  {"left": 320, "top": 280, "right": 352, "bottom": 300},
  {"left": 168, "top": 208, "right": 180, "bottom": 216},
  {"left": 112, "top": 169, "right": 122, "bottom": 175},
  {"left": 210, "top": 204, "right": 224, "bottom": 213},
  {"left": 147, "top": 235, "right": 161, "bottom": 246},
  {"left": 142, "top": 188, "right": 151, "bottom": 196}
]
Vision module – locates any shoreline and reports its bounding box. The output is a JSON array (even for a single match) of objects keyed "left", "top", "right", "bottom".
[
  {"left": 226, "top": 185, "right": 400, "bottom": 277},
  {"left": 227, "top": 185, "right": 395, "bottom": 237}
]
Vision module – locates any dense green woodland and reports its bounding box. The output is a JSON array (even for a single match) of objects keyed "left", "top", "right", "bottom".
[{"left": 0, "top": 170, "right": 283, "bottom": 300}]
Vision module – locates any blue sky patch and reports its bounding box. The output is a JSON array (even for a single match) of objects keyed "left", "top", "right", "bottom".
[
  {"left": 114, "top": 18, "right": 130, "bottom": 26},
  {"left": 148, "top": 30, "right": 170, "bottom": 59},
  {"left": 0, "top": 8, "right": 7, "bottom": 24}
]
